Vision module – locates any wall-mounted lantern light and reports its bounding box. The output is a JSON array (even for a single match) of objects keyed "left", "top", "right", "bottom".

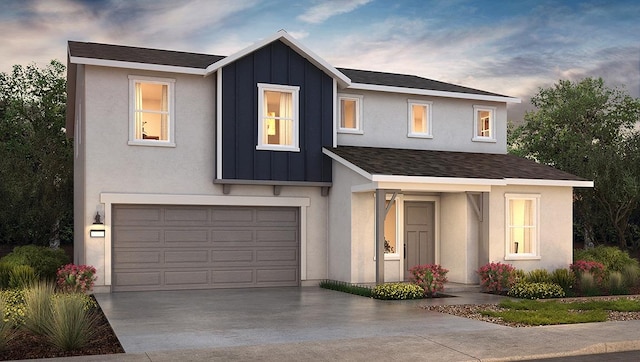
[{"left": 89, "top": 209, "right": 105, "bottom": 238}]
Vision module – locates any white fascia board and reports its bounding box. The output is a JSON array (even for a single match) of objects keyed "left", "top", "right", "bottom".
[
  {"left": 204, "top": 30, "right": 351, "bottom": 87},
  {"left": 100, "top": 193, "right": 311, "bottom": 207},
  {"left": 322, "top": 148, "right": 372, "bottom": 180},
  {"left": 371, "top": 174, "right": 506, "bottom": 185},
  {"left": 69, "top": 56, "right": 206, "bottom": 75},
  {"left": 348, "top": 83, "right": 521, "bottom": 104},
  {"left": 216, "top": 70, "right": 223, "bottom": 179},
  {"left": 505, "top": 178, "right": 594, "bottom": 187}
]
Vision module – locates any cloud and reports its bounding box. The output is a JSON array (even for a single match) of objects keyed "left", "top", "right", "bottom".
[{"left": 297, "top": 0, "right": 371, "bottom": 24}]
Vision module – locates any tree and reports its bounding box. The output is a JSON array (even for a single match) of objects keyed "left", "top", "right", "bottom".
[
  {"left": 510, "top": 78, "right": 640, "bottom": 249},
  {"left": 0, "top": 60, "right": 72, "bottom": 246}
]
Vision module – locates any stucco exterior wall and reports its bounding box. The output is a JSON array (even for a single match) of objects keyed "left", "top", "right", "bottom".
[
  {"left": 336, "top": 90, "right": 507, "bottom": 154},
  {"left": 440, "top": 193, "right": 470, "bottom": 283},
  {"left": 487, "top": 185, "right": 574, "bottom": 272},
  {"left": 77, "top": 65, "right": 330, "bottom": 289}
]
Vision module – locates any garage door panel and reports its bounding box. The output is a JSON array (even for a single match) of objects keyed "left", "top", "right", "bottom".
[
  {"left": 114, "top": 251, "right": 161, "bottom": 265},
  {"left": 212, "top": 270, "right": 254, "bottom": 284},
  {"left": 164, "top": 230, "right": 210, "bottom": 243},
  {"left": 164, "top": 250, "right": 210, "bottom": 263},
  {"left": 114, "top": 229, "right": 162, "bottom": 244},
  {"left": 113, "top": 205, "right": 300, "bottom": 291},
  {"left": 165, "top": 270, "right": 209, "bottom": 285}
]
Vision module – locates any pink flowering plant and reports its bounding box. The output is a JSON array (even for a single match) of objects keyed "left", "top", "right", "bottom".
[
  {"left": 477, "top": 262, "right": 517, "bottom": 293},
  {"left": 409, "top": 264, "right": 449, "bottom": 297},
  {"left": 56, "top": 264, "right": 97, "bottom": 293},
  {"left": 570, "top": 260, "right": 607, "bottom": 288}
]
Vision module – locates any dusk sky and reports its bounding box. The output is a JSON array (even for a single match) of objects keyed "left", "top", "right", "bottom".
[{"left": 2, "top": 0, "right": 639, "bottom": 121}]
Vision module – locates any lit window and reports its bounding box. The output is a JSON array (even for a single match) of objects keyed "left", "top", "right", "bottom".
[
  {"left": 473, "top": 105, "right": 496, "bottom": 142},
  {"left": 128, "top": 76, "right": 175, "bottom": 147},
  {"left": 338, "top": 94, "right": 363, "bottom": 133},
  {"left": 505, "top": 194, "right": 540, "bottom": 260},
  {"left": 408, "top": 100, "right": 432, "bottom": 138},
  {"left": 257, "top": 83, "right": 300, "bottom": 152},
  {"left": 384, "top": 200, "right": 397, "bottom": 254}
]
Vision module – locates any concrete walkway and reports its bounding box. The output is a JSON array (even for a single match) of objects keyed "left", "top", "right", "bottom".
[{"left": 34, "top": 287, "right": 640, "bottom": 361}]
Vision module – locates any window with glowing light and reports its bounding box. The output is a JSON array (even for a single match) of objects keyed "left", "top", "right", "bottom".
[
  {"left": 473, "top": 105, "right": 496, "bottom": 142},
  {"left": 128, "top": 76, "right": 175, "bottom": 146},
  {"left": 338, "top": 94, "right": 363, "bottom": 133},
  {"left": 408, "top": 100, "right": 432, "bottom": 138},
  {"left": 505, "top": 194, "right": 540, "bottom": 259},
  {"left": 257, "top": 83, "right": 300, "bottom": 152}
]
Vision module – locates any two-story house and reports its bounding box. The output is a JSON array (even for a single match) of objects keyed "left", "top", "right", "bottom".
[{"left": 66, "top": 31, "right": 592, "bottom": 292}]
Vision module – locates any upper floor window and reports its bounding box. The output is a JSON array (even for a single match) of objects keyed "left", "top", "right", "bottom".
[
  {"left": 128, "top": 76, "right": 175, "bottom": 147},
  {"left": 257, "top": 83, "right": 300, "bottom": 152},
  {"left": 408, "top": 100, "right": 432, "bottom": 138},
  {"left": 338, "top": 94, "right": 363, "bottom": 134},
  {"left": 505, "top": 193, "right": 541, "bottom": 260},
  {"left": 473, "top": 105, "right": 496, "bottom": 142}
]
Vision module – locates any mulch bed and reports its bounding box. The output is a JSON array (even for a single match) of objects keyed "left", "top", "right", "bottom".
[{"left": 1, "top": 300, "right": 124, "bottom": 361}]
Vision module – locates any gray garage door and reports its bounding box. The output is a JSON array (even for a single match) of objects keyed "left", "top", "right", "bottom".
[{"left": 112, "top": 205, "right": 300, "bottom": 292}]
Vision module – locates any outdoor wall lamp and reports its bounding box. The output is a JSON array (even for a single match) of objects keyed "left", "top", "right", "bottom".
[{"left": 89, "top": 209, "right": 105, "bottom": 238}]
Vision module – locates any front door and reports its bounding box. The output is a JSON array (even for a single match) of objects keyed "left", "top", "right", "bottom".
[{"left": 404, "top": 201, "right": 435, "bottom": 277}]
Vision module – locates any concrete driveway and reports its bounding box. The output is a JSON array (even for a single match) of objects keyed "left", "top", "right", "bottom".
[{"left": 94, "top": 286, "right": 506, "bottom": 353}]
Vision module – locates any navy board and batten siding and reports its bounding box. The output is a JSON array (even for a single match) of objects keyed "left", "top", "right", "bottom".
[{"left": 221, "top": 40, "right": 333, "bottom": 183}]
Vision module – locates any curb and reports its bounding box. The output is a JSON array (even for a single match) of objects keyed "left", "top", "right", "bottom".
[{"left": 481, "top": 340, "right": 640, "bottom": 361}]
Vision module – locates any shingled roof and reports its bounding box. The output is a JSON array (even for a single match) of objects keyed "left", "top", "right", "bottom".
[
  {"left": 325, "top": 146, "right": 588, "bottom": 182},
  {"left": 68, "top": 41, "right": 224, "bottom": 69},
  {"left": 67, "top": 40, "right": 512, "bottom": 99}
]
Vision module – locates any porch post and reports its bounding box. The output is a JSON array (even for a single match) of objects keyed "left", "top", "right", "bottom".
[{"left": 375, "top": 189, "right": 385, "bottom": 284}]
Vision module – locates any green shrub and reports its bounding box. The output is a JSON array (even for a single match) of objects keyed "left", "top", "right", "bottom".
[
  {"left": 0, "top": 289, "right": 25, "bottom": 326},
  {"left": 23, "top": 282, "right": 55, "bottom": 336},
  {"left": 319, "top": 280, "right": 372, "bottom": 297},
  {"left": 622, "top": 264, "right": 640, "bottom": 289},
  {"left": 574, "top": 246, "right": 639, "bottom": 273},
  {"left": 0, "top": 297, "right": 16, "bottom": 351},
  {"left": 371, "top": 283, "right": 424, "bottom": 300},
  {"left": 607, "top": 271, "right": 627, "bottom": 295},
  {"left": 579, "top": 273, "right": 600, "bottom": 297},
  {"left": 9, "top": 265, "right": 37, "bottom": 289},
  {"left": 525, "top": 269, "right": 552, "bottom": 283},
  {"left": 550, "top": 268, "right": 576, "bottom": 295},
  {"left": 0, "top": 245, "right": 69, "bottom": 281},
  {"left": 0, "top": 263, "right": 12, "bottom": 289},
  {"left": 46, "top": 294, "right": 99, "bottom": 351},
  {"left": 507, "top": 282, "right": 565, "bottom": 299}
]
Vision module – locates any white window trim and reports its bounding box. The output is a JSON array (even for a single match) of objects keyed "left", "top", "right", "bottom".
[
  {"left": 505, "top": 193, "right": 541, "bottom": 260},
  {"left": 128, "top": 75, "right": 176, "bottom": 147},
  {"left": 337, "top": 93, "right": 364, "bottom": 134},
  {"left": 472, "top": 105, "right": 496, "bottom": 143},
  {"left": 407, "top": 99, "right": 433, "bottom": 138},
  {"left": 256, "top": 83, "right": 300, "bottom": 152}
]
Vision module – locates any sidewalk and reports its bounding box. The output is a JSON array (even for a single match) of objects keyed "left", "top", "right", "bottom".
[{"left": 27, "top": 288, "right": 640, "bottom": 361}]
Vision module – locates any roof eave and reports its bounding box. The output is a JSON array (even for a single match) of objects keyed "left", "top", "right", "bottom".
[
  {"left": 347, "top": 82, "right": 521, "bottom": 103},
  {"left": 68, "top": 55, "right": 207, "bottom": 75},
  {"left": 204, "top": 30, "right": 351, "bottom": 87}
]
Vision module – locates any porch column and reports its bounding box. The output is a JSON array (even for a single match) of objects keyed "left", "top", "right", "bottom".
[{"left": 375, "top": 189, "right": 386, "bottom": 284}]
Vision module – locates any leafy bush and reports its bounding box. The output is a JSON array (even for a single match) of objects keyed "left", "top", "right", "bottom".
[
  {"left": 9, "top": 265, "right": 37, "bottom": 289},
  {"left": 507, "top": 282, "right": 565, "bottom": 299},
  {"left": 408, "top": 264, "right": 448, "bottom": 297},
  {"left": 0, "top": 289, "right": 25, "bottom": 326},
  {"left": 622, "top": 264, "right": 640, "bottom": 289},
  {"left": 0, "top": 263, "right": 12, "bottom": 289},
  {"left": 574, "top": 246, "right": 639, "bottom": 273},
  {"left": 570, "top": 260, "right": 607, "bottom": 289},
  {"left": 0, "top": 297, "right": 16, "bottom": 351},
  {"left": 525, "top": 269, "right": 552, "bottom": 283},
  {"left": 22, "top": 282, "right": 55, "bottom": 336},
  {"left": 371, "top": 283, "right": 424, "bottom": 300},
  {"left": 477, "top": 262, "right": 517, "bottom": 293},
  {"left": 550, "top": 268, "right": 576, "bottom": 295},
  {"left": 607, "top": 271, "right": 627, "bottom": 295},
  {"left": 318, "top": 280, "right": 372, "bottom": 297},
  {"left": 46, "top": 294, "right": 99, "bottom": 351},
  {"left": 56, "top": 264, "right": 97, "bottom": 293},
  {"left": 579, "top": 273, "right": 600, "bottom": 297},
  {"left": 0, "top": 245, "right": 69, "bottom": 281}
]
